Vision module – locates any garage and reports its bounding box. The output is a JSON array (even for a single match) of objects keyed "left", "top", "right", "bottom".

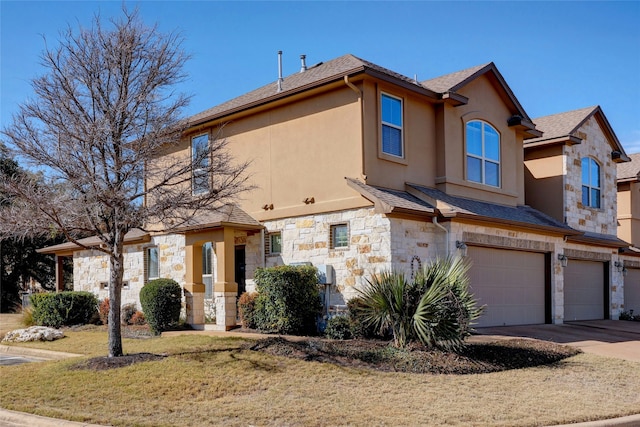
[
  {"left": 564, "top": 260, "right": 606, "bottom": 321},
  {"left": 467, "top": 246, "right": 547, "bottom": 327},
  {"left": 624, "top": 268, "right": 640, "bottom": 313}
]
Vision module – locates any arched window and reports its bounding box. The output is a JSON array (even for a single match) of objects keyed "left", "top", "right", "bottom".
[
  {"left": 581, "top": 157, "right": 601, "bottom": 208},
  {"left": 466, "top": 120, "right": 500, "bottom": 187}
]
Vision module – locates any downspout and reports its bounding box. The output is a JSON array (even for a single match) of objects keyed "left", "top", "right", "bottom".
[
  {"left": 432, "top": 216, "right": 449, "bottom": 256},
  {"left": 344, "top": 75, "right": 366, "bottom": 179}
]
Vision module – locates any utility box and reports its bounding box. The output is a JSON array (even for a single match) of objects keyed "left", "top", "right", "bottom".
[{"left": 316, "top": 264, "right": 334, "bottom": 285}]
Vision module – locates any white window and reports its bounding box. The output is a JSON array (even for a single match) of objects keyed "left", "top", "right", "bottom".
[
  {"left": 192, "top": 134, "right": 210, "bottom": 194},
  {"left": 330, "top": 224, "right": 349, "bottom": 249},
  {"left": 265, "top": 232, "right": 282, "bottom": 255},
  {"left": 146, "top": 247, "right": 159, "bottom": 282},
  {"left": 581, "top": 157, "right": 601, "bottom": 209},
  {"left": 202, "top": 242, "right": 213, "bottom": 299},
  {"left": 381, "top": 93, "right": 403, "bottom": 157},
  {"left": 466, "top": 120, "right": 500, "bottom": 187}
]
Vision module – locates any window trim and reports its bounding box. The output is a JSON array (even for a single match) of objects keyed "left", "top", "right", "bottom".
[
  {"left": 330, "top": 223, "right": 349, "bottom": 250},
  {"left": 191, "top": 133, "right": 210, "bottom": 195},
  {"left": 265, "top": 231, "right": 282, "bottom": 256},
  {"left": 380, "top": 92, "right": 404, "bottom": 159},
  {"left": 145, "top": 246, "right": 160, "bottom": 283},
  {"left": 581, "top": 157, "right": 602, "bottom": 209},
  {"left": 465, "top": 120, "right": 501, "bottom": 187}
]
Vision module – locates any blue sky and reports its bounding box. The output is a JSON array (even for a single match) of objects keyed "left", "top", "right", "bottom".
[{"left": 2, "top": 1, "right": 639, "bottom": 153}]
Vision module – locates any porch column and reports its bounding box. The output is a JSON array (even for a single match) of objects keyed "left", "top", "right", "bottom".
[
  {"left": 214, "top": 227, "right": 238, "bottom": 330},
  {"left": 55, "top": 255, "right": 65, "bottom": 292},
  {"left": 184, "top": 243, "right": 205, "bottom": 327}
]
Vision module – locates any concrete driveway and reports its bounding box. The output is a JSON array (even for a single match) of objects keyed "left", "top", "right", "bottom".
[{"left": 474, "top": 320, "right": 640, "bottom": 362}]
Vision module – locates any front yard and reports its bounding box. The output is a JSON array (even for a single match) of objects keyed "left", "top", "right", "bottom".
[{"left": 0, "top": 315, "right": 639, "bottom": 426}]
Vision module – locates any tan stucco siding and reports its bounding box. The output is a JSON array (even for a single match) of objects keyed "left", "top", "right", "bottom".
[
  {"left": 360, "top": 79, "right": 437, "bottom": 190},
  {"left": 438, "top": 75, "right": 524, "bottom": 206},
  {"left": 618, "top": 182, "right": 640, "bottom": 246},
  {"left": 525, "top": 145, "right": 565, "bottom": 222}
]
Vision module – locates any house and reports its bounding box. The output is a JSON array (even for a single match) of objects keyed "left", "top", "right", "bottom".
[
  {"left": 617, "top": 153, "right": 640, "bottom": 312},
  {"left": 39, "top": 54, "right": 634, "bottom": 329}
]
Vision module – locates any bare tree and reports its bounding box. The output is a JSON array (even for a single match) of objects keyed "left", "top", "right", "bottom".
[{"left": 0, "top": 8, "right": 250, "bottom": 357}]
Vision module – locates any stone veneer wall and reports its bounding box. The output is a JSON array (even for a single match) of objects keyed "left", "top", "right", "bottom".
[
  {"left": 564, "top": 116, "right": 618, "bottom": 235},
  {"left": 73, "top": 234, "right": 186, "bottom": 309}
]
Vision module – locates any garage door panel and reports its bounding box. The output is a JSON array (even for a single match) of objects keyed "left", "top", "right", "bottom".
[
  {"left": 564, "top": 260, "right": 604, "bottom": 321},
  {"left": 624, "top": 269, "right": 640, "bottom": 313},
  {"left": 468, "top": 247, "right": 546, "bottom": 327}
]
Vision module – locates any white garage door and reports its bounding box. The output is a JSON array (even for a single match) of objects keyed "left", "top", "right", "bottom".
[
  {"left": 564, "top": 260, "right": 605, "bottom": 321},
  {"left": 624, "top": 268, "right": 640, "bottom": 313},
  {"left": 468, "top": 246, "right": 546, "bottom": 327}
]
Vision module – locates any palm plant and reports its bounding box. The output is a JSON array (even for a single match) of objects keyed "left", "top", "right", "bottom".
[{"left": 357, "top": 256, "right": 482, "bottom": 350}]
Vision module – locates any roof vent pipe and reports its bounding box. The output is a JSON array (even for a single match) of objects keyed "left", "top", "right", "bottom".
[
  {"left": 277, "top": 50, "right": 284, "bottom": 93},
  {"left": 300, "top": 54, "right": 307, "bottom": 73}
]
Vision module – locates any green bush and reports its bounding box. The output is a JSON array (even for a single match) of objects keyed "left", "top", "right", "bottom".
[
  {"left": 358, "top": 257, "right": 482, "bottom": 350},
  {"left": 324, "top": 315, "right": 352, "bottom": 340},
  {"left": 253, "top": 265, "right": 323, "bottom": 335},
  {"left": 140, "top": 278, "right": 182, "bottom": 335},
  {"left": 347, "top": 297, "right": 385, "bottom": 339},
  {"left": 30, "top": 291, "right": 99, "bottom": 328},
  {"left": 238, "top": 292, "right": 258, "bottom": 329}
]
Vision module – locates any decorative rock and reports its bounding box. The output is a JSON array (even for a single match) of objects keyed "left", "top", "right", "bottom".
[{"left": 2, "top": 326, "right": 65, "bottom": 342}]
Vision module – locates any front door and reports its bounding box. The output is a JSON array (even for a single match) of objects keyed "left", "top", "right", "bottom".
[{"left": 235, "top": 246, "right": 246, "bottom": 297}]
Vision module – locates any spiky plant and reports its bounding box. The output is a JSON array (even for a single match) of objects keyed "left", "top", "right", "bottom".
[{"left": 357, "top": 256, "right": 483, "bottom": 350}]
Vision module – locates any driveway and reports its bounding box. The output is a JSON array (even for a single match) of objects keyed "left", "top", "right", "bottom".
[{"left": 473, "top": 320, "right": 640, "bottom": 362}]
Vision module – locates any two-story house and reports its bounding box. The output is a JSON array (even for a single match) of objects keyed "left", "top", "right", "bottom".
[
  {"left": 617, "top": 153, "right": 640, "bottom": 312},
  {"left": 39, "top": 54, "right": 633, "bottom": 329}
]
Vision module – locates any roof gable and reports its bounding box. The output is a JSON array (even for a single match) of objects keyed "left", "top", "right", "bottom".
[
  {"left": 526, "top": 106, "right": 629, "bottom": 162},
  {"left": 618, "top": 153, "right": 640, "bottom": 182}
]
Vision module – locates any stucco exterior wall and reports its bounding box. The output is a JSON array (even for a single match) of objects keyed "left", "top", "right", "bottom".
[{"left": 564, "top": 117, "right": 618, "bottom": 235}]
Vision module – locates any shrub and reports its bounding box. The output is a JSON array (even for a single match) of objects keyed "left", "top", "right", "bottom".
[
  {"left": 140, "top": 278, "right": 182, "bottom": 335},
  {"left": 620, "top": 310, "right": 633, "bottom": 321},
  {"left": 21, "top": 306, "right": 35, "bottom": 327},
  {"left": 238, "top": 292, "right": 258, "bottom": 329},
  {"left": 357, "top": 257, "right": 482, "bottom": 350},
  {"left": 98, "top": 298, "right": 110, "bottom": 324},
  {"left": 347, "top": 297, "right": 383, "bottom": 339},
  {"left": 121, "top": 303, "right": 138, "bottom": 325},
  {"left": 30, "top": 291, "right": 99, "bottom": 328},
  {"left": 253, "top": 265, "right": 323, "bottom": 335},
  {"left": 324, "top": 315, "right": 352, "bottom": 340},
  {"left": 129, "top": 311, "right": 146, "bottom": 325}
]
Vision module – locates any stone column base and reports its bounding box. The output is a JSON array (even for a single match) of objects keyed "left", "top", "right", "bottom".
[
  {"left": 184, "top": 283, "right": 205, "bottom": 327},
  {"left": 215, "top": 289, "right": 238, "bottom": 330}
]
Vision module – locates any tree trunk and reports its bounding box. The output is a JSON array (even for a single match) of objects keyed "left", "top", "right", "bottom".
[{"left": 108, "top": 240, "right": 125, "bottom": 357}]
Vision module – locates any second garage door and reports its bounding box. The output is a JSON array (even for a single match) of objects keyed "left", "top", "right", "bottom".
[
  {"left": 564, "top": 260, "right": 605, "bottom": 321},
  {"left": 468, "top": 246, "right": 547, "bottom": 327},
  {"left": 624, "top": 268, "right": 640, "bottom": 314}
]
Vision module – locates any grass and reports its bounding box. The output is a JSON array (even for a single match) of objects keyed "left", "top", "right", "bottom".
[{"left": 1, "top": 316, "right": 640, "bottom": 426}]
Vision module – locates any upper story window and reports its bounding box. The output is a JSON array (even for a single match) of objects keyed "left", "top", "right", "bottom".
[
  {"left": 466, "top": 120, "right": 500, "bottom": 187},
  {"left": 381, "top": 93, "right": 403, "bottom": 158},
  {"left": 581, "top": 157, "right": 601, "bottom": 209},
  {"left": 192, "top": 134, "right": 210, "bottom": 194}
]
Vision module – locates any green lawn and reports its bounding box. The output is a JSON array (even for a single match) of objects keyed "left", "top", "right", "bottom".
[{"left": 1, "top": 321, "right": 639, "bottom": 426}]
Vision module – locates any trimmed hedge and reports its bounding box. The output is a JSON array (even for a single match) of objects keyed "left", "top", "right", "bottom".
[
  {"left": 140, "top": 278, "right": 182, "bottom": 335},
  {"left": 30, "top": 291, "right": 98, "bottom": 328},
  {"left": 253, "top": 265, "right": 322, "bottom": 335},
  {"left": 238, "top": 292, "right": 258, "bottom": 329}
]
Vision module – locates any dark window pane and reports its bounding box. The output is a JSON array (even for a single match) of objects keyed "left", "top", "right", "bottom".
[
  {"left": 381, "top": 94, "right": 402, "bottom": 127},
  {"left": 582, "top": 185, "right": 590, "bottom": 206},
  {"left": 382, "top": 125, "right": 402, "bottom": 156},
  {"left": 485, "top": 161, "right": 500, "bottom": 187},
  {"left": 270, "top": 233, "right": 282, "bottom": 254},
  {"left": 591, "top": 188, "right": 601, "bottom": 208}
]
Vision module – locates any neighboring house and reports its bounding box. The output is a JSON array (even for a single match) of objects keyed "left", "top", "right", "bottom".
[
  {"left": 617, "top": 153, "right": 640, "bottom": 312},
  {"left": 39, "top": 54, "right": 634, "bottom": 329}
]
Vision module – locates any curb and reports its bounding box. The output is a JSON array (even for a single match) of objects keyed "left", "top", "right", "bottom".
[
  {"left": 0, "top": 408, "right": 108, "bottom": 427},
  {"left": 0, "top": 345, "right": 82, "bottom": 360},
  {"left": 548, "top": 413, "right": 640, "bottom": 427}
]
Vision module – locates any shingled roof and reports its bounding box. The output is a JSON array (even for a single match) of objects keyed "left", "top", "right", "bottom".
[
  {"left": 526, "top": 106, "right": 629, "bottom": 162},
  {"left": 345, "top": 178, "right": 435, "bottom": 217},
  {"left": 189, "top": 54, "right": 437, "bottom": 126},
  {"left": 406, "top": 183, "right": 578, "bottom": 235},
  {"left": 618, "top": 153, "right": 640, "bottom": 182}
]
